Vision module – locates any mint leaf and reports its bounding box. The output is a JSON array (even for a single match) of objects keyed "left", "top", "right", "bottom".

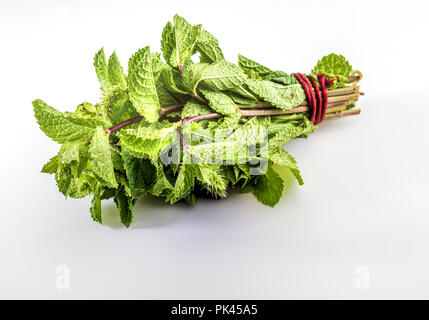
[
  {"left": 94, "top": 47, "right": 110, "bottom": 91},
  {"left": 181, "top": 101, "right": 211, "bottom": 118},
  {"left": 107, "top": 51, "right": 126, "bottom": 87},
  {"left": 195, "top": 30, "right": 224, "bottom": 63},
  {"left": 122, "top": 148, "right": 156, "bottom": 197},
  {"left": 312, "top": 53, "right": 352, "bottom": 87},
  {"left": 161, "top": 14, "right": 202, "bottom": 68},
  {"left": 90, "top": 184, "right": 102, "bottom": 224},
  {"left": 127, "top": 46, "right": 161, "bottom": 123},
  {"left": 182, "top": 60, "right": 247, "bottom": 94},
  {"left": 167, "top": 157, "right": 196, "bottom": 203},
  {"left": 238, "top": 54, "right": 272, "bottom": 78},
  {"left": 196, "top": 165, "right": 228, "bottom": 197},
  {"left": 245, "top": 166, "right": 284, "bottom": 207},
  {"left": 270, "top": 149, "right": 303, "bottom": 185},
  {"left": 199, "top": 89, "right": 238, "bottom": 116},
  {"left": 33, "top": 99, "right": 103, "bottom": 143},
  {"left": 41, "top": 155, "right": 58, "bottom": 174},
  {"left": 246, "top": 79, "right": 306, "bottom": 110},
  {"left": 89, "top": 127, "right": 118, "bottom": 188},
  {"left": 114, "top": 187, "right": 134, "bottom": 228}
]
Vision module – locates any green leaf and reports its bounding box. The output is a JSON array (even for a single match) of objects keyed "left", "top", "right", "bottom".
[
  {"left": 90, "top": 184, "right": 102, "bottom": 224},
  {"left": 312, "top": 53, "right": 352, "bottom": 87},
  {"left": 268, "top": 118, "right": 316, "bottom": 152},
  {"left": 127, "top": 46, "right": 161, "bottom": 123},
  {"left": 245, "top": 166, "right": 284, "bottom": 207},
  {"left": 102, "top": 87, "right": 137, "bottom": 124},
  {"left": 246, "top": 79, "right": 305, "bottom": 110},
  {"left": 151, "top": 161, "right": 174, "bottom": 197},
  {"left": 199, "top": 89, "right": 238, "bottom": 116},
  {"left": 182, "top": 60, "right": 247, "bottom": 94},
  {"left": 107, "top": 51, "right": 126, "bottom": 87},
  {"left": 122, "top": 148, "right": 156, "bottom": 197},
  {"left": 238, "top": 54, "right": 272, "bottom": 78},
  {"left": 270, "top": 149, "right": 303, "bottom": 185},
  {"left": 41, "top": 155, "right": 58, "bottom": 174},
  {"left": 89, "top": 127, "right": 118, "bottom": 188},
  {"left": 114, "top": 187, "right": 134, "bottom": 228},
  {"left": 94, "top": 47, "right": 110, "bottom": 91},
  {"left": 33, "top": 99, "right": 103, "bottom": 143},
  {"left": 181, "top": 101, "right": 211, "bottom": 118},
  {"left": 167, "top": 156, "right": 196, "bottom": 203},
  {"left": 195, "top": 30, "right": 224, "bottom": 63},
  {"left": 161, "top": 14, "right": 202, "bottom": 68},
  {"left": 196, "top": 165, "right": 228, "bottom": 197},
  {"left": 158, "top": 66, "right": 188, "bottom": 94},
  {"left": 264, "top": 71, "right": 298, "bottom": 85},
  {"left": 58, "top": 142, "right": 89, "bottom": 178}
]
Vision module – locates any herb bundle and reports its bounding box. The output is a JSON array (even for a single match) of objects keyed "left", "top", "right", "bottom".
[{"left": 33, "top": 15, "right": 363, "bottom": 227}]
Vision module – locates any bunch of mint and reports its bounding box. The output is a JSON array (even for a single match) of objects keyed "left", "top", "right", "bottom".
[{"left": 34, "top": 15, "right": 361, "bottom": 227}]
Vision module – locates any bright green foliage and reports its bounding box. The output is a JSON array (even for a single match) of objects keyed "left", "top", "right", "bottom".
[
  {"left": 195, "top": 30, "right": 224, "bottom": 63},
  {"left": 127, "top": 46, "right": 161, "bottom": 123},
  {"left": 33, "top": 99, "right": 104, "bottom": 143},
  {"left": 94, "top": 48, "right": 110, "bottom": 91},
  {"left": 246, "top": 80, "right": 305, "bottom": 110},
  {"left": 89, "top": 127, "right": 118, "bottom": 188},
  {"left": 114, "top": 187, "right": 134, "bottom": 228},
  {"left": 243, "top": 166, "right": 284, "bottom": 207},
  {"left": 161, "top": 14, "right": 202, "bottom": 68},
  {"left": 107, "top": 51, "right": 126, "bottom": 87},
  {"left": 122, "top": 148, "right": 156, "bottom": 197},
  {"left": 200, "top": 89, "right": 238, "bottom": 116},
  {"left": 238, "top": 54, "right": 272, "bottom": 78},
  {"left": 90, "top": 184, "right": 102, "bottom": 224},
  {"left": 182, "top": 60, "right": 247, "bottom": 94},
  {"left": 181, "top": 101, "right": 211, "bottom": 118},
  {"left": 312, "top": 53, "right": 353, "bottom": 88},
  {"left": 34, "top": 15, "right": 357, "bottom": 227}
]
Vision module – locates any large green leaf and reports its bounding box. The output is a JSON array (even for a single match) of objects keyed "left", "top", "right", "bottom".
[
  {"left": 127, "top": 46, "right": 161, "bottom": 123},
  {"left": 246, "top": 79, "right": 305, "bottom": 110},
  {"left": 182, "top": 60, "right": 247, "bottom": 94},
  {"left": 33, "top": 99, "right": 103, "bottom": 143}
]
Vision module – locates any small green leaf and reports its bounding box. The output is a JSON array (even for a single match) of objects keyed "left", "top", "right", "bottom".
[
  {"left": 122, "top": 148, "right": 156, "bottom": 197},
  {"left": 245, "top": 166, "right": 284, "bottom": 207},
  {"left": 89, "top": 127, "right": 118, "bottom": 188},
  {"left": 270, "top": 149, "right": 303, "bottom": 185},
  {"left": 94, "top": 47, "right": 110, "bottom": 91},
  {"left": 114, "top": 187, "right": 134, "bottom": 228},
  {"left": 41, "top": 155, "right": 59, "bottom": 174},
  {"left": 199, "top": 89, "right": 238, "bottom": 116},
  {"left": 312, "top": 53, "right": 352, "bottom": 87},
  {"left": 107, "top": 51, "right": 126, "bottom": 87},
  {"left": 181, "top": 101, "right": 211, "bottom": 118},
  {"left": 90, "top": 184, "right": 102, "bottom": 224}
]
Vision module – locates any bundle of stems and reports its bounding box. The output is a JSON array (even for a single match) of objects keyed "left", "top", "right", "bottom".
[{"left": 107, "top": 79, "right": 363, "bottom": 134}]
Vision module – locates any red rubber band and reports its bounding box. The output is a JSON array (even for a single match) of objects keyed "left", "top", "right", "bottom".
[
  {"left": 308, "top": 76, "right": 322, "bottom": 124},
  {"left": 317, "top": 73, "right": 328, "bottom": 123},
  {"left": 293, "top": 73, "right": 316, "bottom": 123}
]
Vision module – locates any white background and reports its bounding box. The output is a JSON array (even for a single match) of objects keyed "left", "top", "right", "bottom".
[{"left": 1, "top": 0, "right": 428, "bottom": 299}]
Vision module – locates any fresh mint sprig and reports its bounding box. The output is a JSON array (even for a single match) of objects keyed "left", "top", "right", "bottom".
[{"left": 33, "top": 14, "right": 363, "bottom": 227}]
